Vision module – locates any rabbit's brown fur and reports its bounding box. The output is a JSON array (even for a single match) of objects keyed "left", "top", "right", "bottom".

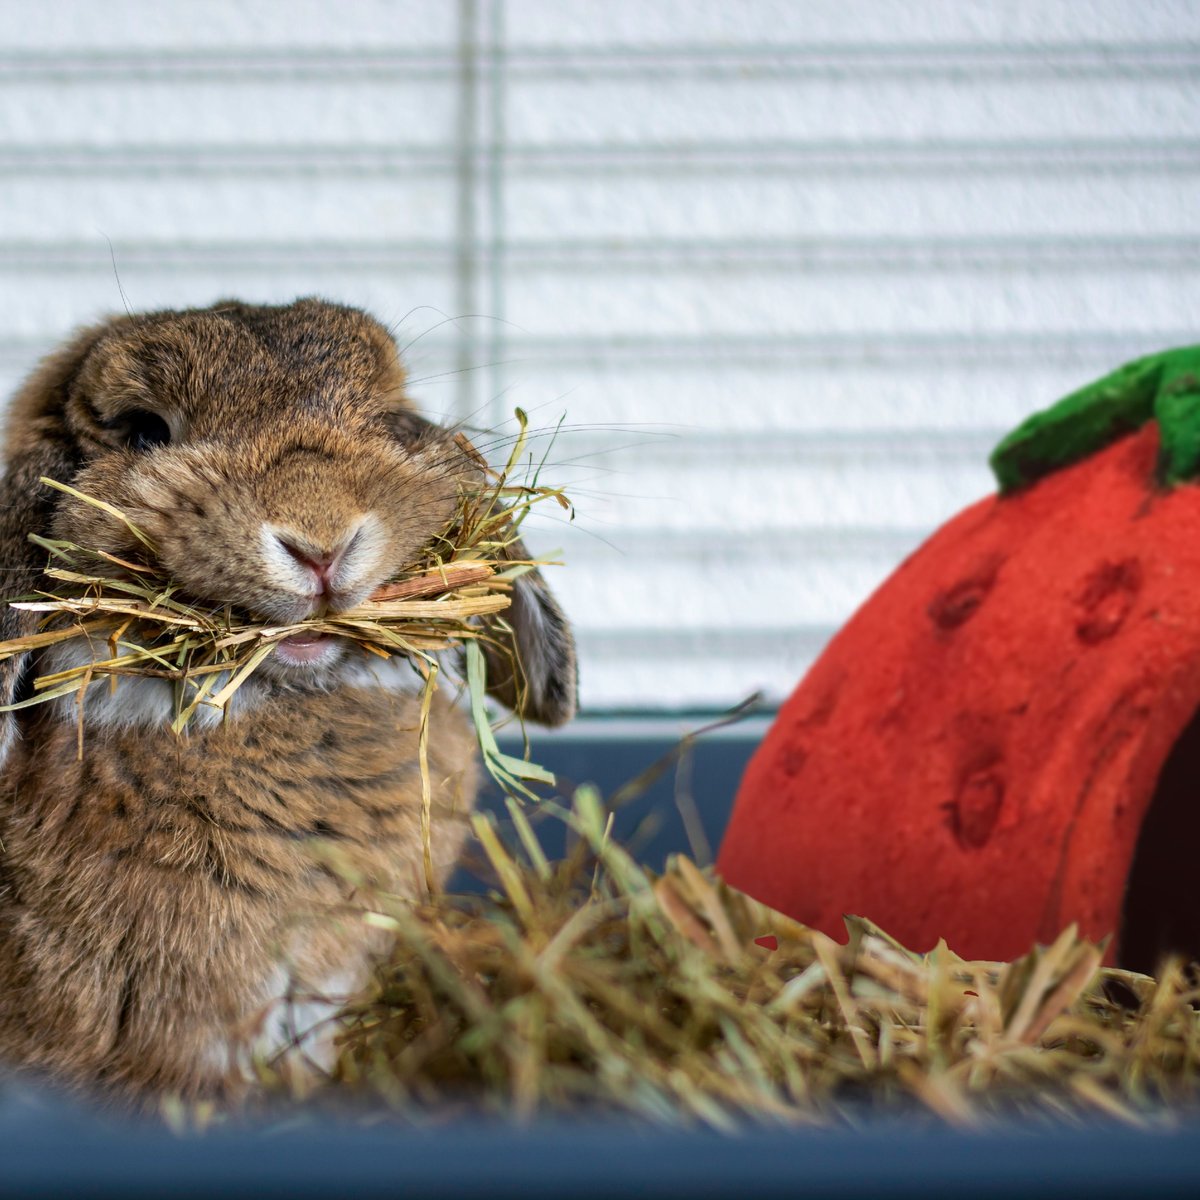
[{"left": 0, "top": 298, "right": 576, "bottom": 1106}]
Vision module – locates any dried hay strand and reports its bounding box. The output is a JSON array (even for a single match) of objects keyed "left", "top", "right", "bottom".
[
  {"left": 0, "top": 414, "right": 569, "bottom": 769},
  {"left": 306, "top": 788, "right": 1200, "bottom": 1130}
]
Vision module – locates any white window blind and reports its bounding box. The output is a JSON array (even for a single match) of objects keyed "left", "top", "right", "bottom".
[{"left": 2, "top": 0, "right": 1199, "bottom": 713}]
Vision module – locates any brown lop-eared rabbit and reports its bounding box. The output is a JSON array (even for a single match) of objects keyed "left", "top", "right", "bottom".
[{"left": 0, "top": 298, "right": 576, "bottom": 1108}]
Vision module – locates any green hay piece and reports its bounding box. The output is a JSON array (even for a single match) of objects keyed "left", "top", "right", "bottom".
[{"left": 990, "top": 346, "right": 1200, "bottom": 493}]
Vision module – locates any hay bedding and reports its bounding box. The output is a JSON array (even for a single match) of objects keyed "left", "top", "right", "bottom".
[
  {"left": 305, "top": 787, "right": 1200, "bottom": 1130},
  {"left": 2, "top": 422, "right": 1199, "bottom": 1128}
]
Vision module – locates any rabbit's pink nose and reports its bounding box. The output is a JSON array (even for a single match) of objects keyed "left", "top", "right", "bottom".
[
  {"left": 282, "top": 549, "right": 338, "bottom": 595},
  {"left": 264, "top": 515, "right": 378, "bottom": 603},
  {"left": 278, "top": 540, "right": 341, "bottom": 594}
]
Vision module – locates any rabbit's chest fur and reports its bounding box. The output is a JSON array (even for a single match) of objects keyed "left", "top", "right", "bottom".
[{"left": 0, "top": 684, "right": 477, "bottom": 1103}]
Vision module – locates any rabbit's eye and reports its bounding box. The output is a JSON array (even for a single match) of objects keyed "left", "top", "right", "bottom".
[{"left": 118, "top": 410, "right": 172, "bottom": 452}]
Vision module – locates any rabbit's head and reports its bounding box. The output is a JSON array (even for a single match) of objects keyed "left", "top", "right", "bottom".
[{"left": 0, "top": 298, "right": 576, "bottom": 754}]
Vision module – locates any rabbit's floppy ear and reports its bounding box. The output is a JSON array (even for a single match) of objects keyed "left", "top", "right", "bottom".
[
  {"left": 481, "top": 537, "right": 577, "bottom": 727},
  {"left": 0, "top": 325, "right": 104, "bottom": 767}
]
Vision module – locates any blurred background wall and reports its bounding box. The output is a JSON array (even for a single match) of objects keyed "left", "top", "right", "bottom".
[{"left": 2, "top": 0, "right": 1198, "bottom": 718}]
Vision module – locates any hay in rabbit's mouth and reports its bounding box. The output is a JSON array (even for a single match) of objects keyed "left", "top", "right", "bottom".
[{"left": 0, "top": 413, "right": 569, "bottom": 815}]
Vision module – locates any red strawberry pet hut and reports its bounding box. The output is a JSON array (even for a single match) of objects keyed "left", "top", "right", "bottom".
[{"left": 717, "top": 347, "right": 1200, "bottom": 972}]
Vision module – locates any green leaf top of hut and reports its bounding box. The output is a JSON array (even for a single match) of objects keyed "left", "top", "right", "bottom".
[{"left": 991, "top": 346, "right": 1200, "bottom": 493}]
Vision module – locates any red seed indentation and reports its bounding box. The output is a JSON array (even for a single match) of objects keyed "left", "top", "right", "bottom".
[
  {"left": 779, "top": 744, "right": 808, "bottom": 779},
  {"left": 1075, "top": 558, "right": 1142, "bottom": 645},
  {"left": 928, "top": 555, "right": 1005, "bottom": 632},
  {"left": 948, "top": 766, "right": 1006, "bottom": 849}
]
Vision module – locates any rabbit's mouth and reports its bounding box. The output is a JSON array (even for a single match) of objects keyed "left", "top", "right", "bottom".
[{"left": 274, "top": 630, "right": 341, "bottom": 668}]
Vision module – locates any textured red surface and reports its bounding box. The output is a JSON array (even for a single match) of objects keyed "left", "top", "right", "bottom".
[{"left": 717, "top": 424, "right": 1200, "bottom": 964}]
